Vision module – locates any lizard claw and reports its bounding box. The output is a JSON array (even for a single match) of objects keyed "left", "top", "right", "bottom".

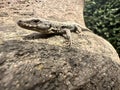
[{"left": 63, "top": 40, "right": 72, "bottom": 47}]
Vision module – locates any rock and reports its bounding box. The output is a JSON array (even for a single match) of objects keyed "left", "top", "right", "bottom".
[
  {"left": 0, "top": 36, "right": 120, "bottom": 90},
  {"left": 0, "top": 0, "right": 120, "bottom": 90},
  {"left": 0, "top": 12, "right": 9, "bottom": 17}
]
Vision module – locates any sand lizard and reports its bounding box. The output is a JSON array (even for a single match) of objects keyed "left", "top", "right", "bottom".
[{"left": 17, "top": 18, "right": 91, "bottom": 45}]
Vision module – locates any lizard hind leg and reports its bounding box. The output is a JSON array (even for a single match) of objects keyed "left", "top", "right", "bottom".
[
  {"left": 76, "top": 26, "right": 85, "bottom": 38},
  {"left": 63, "top": 29, "right": 72, "bottom": 46},
  {"left": 76, "top": 26, "right": 91, "bottom": 44}
]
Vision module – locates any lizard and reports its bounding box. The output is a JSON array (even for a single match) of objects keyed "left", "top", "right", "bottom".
[{"left": 17, "top": 18, "right": 92, "bottom": 45}]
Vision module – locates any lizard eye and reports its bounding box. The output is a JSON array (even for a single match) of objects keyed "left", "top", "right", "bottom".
[
  {"left": 61, "top": 26, "right": 67, "bottom": 29},
  {"left": 32, "top": 19, "right": 41, "bottom": 23}
]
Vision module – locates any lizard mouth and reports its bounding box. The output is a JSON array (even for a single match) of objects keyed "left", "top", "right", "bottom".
[{"left": 17, "top": 20, "right": 38, "bottom": 28}]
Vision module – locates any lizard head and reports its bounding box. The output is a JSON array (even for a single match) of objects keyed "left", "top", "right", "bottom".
[{"left": 17, "top": 18, "right": 51, "bottom": 33}]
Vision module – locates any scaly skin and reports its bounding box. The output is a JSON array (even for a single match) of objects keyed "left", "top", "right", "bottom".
[{"left": 17, "top": 18, "right": 91, "bottom": 45}]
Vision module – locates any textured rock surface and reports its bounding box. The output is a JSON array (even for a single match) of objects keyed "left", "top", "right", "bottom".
[
  {"left": 0, "top": 40, "right": 120, "bottom": 90},
  {"left": 0, "top": 0, "right": 85, "bottom": 26},
  {"left": 0, "top": 0, "right": 120, "bottom": 90}
]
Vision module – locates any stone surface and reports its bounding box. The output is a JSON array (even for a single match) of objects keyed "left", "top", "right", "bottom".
[
  {"left": 0, "top": 40, "right": 120, "bottom": 90},
  {"left": 0, "top": 0, "right": 85, "bottom": 26},
  {"left": 0, "top": 0, "right": 120, "bottom": 90}
]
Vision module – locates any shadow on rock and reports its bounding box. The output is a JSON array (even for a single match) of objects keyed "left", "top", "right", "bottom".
[{"left": 0, "top": 40, "right": 120, "bottom": 90}]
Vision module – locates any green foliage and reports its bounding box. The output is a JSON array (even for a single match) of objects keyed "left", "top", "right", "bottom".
[{"left": 84, "top": 0, "right": 120, "bottom": 56}]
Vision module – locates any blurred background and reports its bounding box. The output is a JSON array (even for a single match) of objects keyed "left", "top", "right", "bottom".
[{"left": 84, "top": 0, "right": 120, "bottom": 57}]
